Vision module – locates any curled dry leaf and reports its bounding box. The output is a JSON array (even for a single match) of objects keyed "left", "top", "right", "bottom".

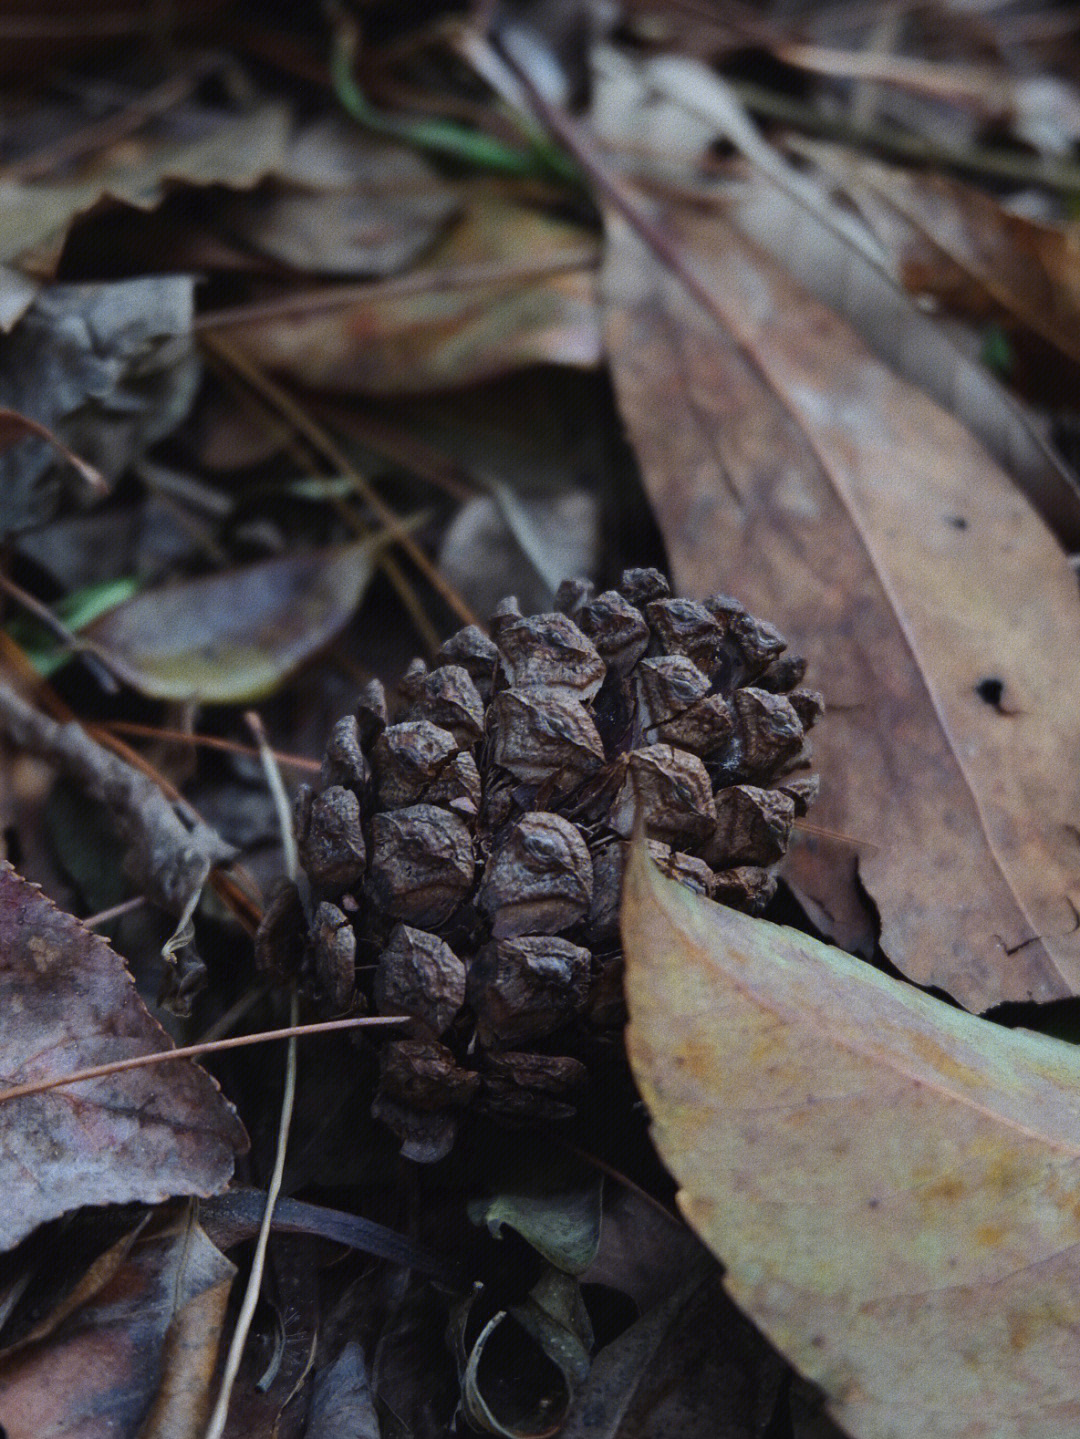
[
  {"left": 0, "top": 863, "right": 246, "bottom": 1254},
  {"left": 85, "top": 536, "right": 384, "bottom": 704},
  {"left": 623, "top": 844, "right": 1080, "bottom": 1439},
  {"left": 602, "top": 200, "right": 1080, "bottom": 1011},
  {"left": 0, "top": 101, "right": 291, "bottom": 279},
  {"left": 0, "top": 277, "right": 199, "bottom": 537}
]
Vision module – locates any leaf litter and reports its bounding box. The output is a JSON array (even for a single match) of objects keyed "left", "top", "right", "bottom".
[{"left": 4, "top": 6, "right": 1080, "bottom": 1439}]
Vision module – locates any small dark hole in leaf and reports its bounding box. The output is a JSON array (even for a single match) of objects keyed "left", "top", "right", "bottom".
[{"left": 976, "top": 677, "right": 1005, "bottom": 708}]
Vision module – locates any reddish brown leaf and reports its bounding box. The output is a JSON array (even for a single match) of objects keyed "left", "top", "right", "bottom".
[
  {"left": 602, "top": 202, "right": 1080, "bottom": 1010},
  {"left": 0, "top": 863, "right": 246, "bottom": 1252}
]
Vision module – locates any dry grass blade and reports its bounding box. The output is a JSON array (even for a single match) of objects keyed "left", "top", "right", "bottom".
[{"left": 0, "top": 1015, "right": 406, "bottom": 1107}]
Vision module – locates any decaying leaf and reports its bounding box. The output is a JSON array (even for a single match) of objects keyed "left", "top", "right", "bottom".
[
  {"left": 630, "top": 53, "right": 1080, "bottom": 549},
  {"left": 0, "top": 863, "right": 246, "bottom": 1253},
  {"left": 602, "top": 201, "right": 1080, "bottom": 1011},
  {"left": 212, "top": 191, "right": 601, "bottom": 394},
  {"left": 0, "top": 1208, "right": 235, "bottom": 1439},
  {"left": 471, "top": 1151, "right": 603, "bottom": 1275},
  {"left": 229, "top": 120, "right": 460, "bottom": 277},
  {"left": 561, "top": 1272, "right": 785, "bottom": 1439},
  {"left": 0, "top": 277, "right": 199, "bottom": 536},
  {"left": 85, "top": 536, "right": 384, "bottom": 703},
  {"left": 623, "top": 844, "right": 1080, "bottom": 1439}
]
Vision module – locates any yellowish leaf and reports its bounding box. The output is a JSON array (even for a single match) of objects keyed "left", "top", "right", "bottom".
[{"left": 623, "top": 842, "right": 1080, "bottom": 1439}]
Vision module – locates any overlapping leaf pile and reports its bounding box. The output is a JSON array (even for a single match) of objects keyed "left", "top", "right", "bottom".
[{"left": 3, "top": 3, "right": 1080, "bottom": 1437}]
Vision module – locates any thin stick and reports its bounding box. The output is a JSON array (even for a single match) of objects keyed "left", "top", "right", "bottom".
[
  {"left": 204, "top": 991, "right": 299, "bottom": 1439},
  {"left": 196, "top": 251, "right": 597, "bottom": 333},
  {"left": 101, "top": 721, "right": 320, "bottom": 773},
  {"left": 0, "top": 1015, "right": 406, "bottom": 1106},
  {"left": 0, "top": 571, "right": 120, "bottom": 694},
  {"left": 82, "top": 895, "right": 146, "bottom": 928}
]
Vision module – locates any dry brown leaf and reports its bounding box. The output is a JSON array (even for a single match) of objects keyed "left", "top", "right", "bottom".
[
  {"left": 622, "top": 844, "right": 1080, "bottom": 1439},
  {"left": 602, "top": 200, "right": 1080, "bottom": 1011},
  {"left": 837, "top": 157, "right": 1080, "bottom": 364},
  {"left": 0, "top": 101, "right": 291, "bottom": 279},
  {"left": 724, "top": 169, "right": 1080, "bottom": 548},
  {"left": 0, "top": 1209, "right": 235, "bottom": 1439},
  {"left": 84, "top": 536, "right": 384, "bottom": 704},
  {"left": 629, "top": 55, "right": 1080, "bottom": 548},
  {"left": 212, "top": 191, "right": 600, "bottom": 394},
  {"left": 0, "top": 863, "right": 246, "bottom": 1252}
]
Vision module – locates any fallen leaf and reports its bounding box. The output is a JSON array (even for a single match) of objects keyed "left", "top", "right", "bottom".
[
  {"left": 726, "top": 170, "right": 1080, "bottom": 545},
  {"left": 229, "top": 121, "right": 459, "bottom": 277},
  {"left": 471, "top": 1150, "right": 603, "bottom": 1274},
  {"left": 0, "top": 277, "right": 199, "bottom": 536},
  {"left": 439, "top": 487, "right": 599, "bottom": 618},
  {"left": 815, "top": 154, "right": 1080, "bottom": 367},
  {"left": 0, "top": 101, "right": 291, "bottom": 278},
  {"left": 601, "top": 200, "right": 1080, "bottom": 1010},
  {"left": 305, "top": 1341, "right": 380, "bottom": 1439},
  {"left": 456, "top": 1268, "right": 593, "bottom": 1439},
  {"left": 622, "top": 843, "right": 1080, "bottom": 1439},
  {"left": 632, "top": 53, "right": 1080, "bottom": 548},
  {"left": 561, "top": 1272, "right": 784, "bottom": 1439},
  {"left": 84, "top": 536, "right": 383, "bottom": 703},
  {"left": 213, "top": 191, "right": 601, "bottom": 394},
  {"left": 0, "top": 1209, "right": 235, "bottom": 1439},
  {"left": 0, "top": 863, "right": 246, "bottom": 1253}
]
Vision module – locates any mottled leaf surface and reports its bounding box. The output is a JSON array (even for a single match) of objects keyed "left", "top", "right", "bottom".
[
  {"left": 623, "top": 846, "right": 1080, "bottom": 1439},
  {"left": 215, "top": 192, "right": 600, "bottom": 394},
  {"left": 0, "top": 864, "right": 246, "bottom": 1252},
  {"left": 602, "top": 202, "right": 1080, "bottom": 1010},
  {"left": 0, "top": 1211, "right": 235, "bottom": 1439},
  {"left": 85, "top": 536, "right": 382, "bottom": 703}
]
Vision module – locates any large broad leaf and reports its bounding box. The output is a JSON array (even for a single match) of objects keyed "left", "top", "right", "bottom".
[
  {"left": 85, "top": 536, "right": 383, "bottom": 703},
  {"left": 601, "top": 200, "right": 1080, "bottom": 1011},
  {"left": 622, "top": 845, "right": 1080, "bottom": 1439},
  {"left": 0, "top": 863, "right": 246, "bottom": 1253},
  {"left": 632, "top": 55, "right": 1080, "bottom": 550}
]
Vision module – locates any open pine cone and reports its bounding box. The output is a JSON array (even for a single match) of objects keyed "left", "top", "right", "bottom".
[{"left": 257, "top": 569, "right": 821, "bottom": 1162}]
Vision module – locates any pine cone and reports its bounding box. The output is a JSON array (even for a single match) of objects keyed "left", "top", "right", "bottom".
[{"left": 258, "top": 570, "right": 821, "bottom": 1162}]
